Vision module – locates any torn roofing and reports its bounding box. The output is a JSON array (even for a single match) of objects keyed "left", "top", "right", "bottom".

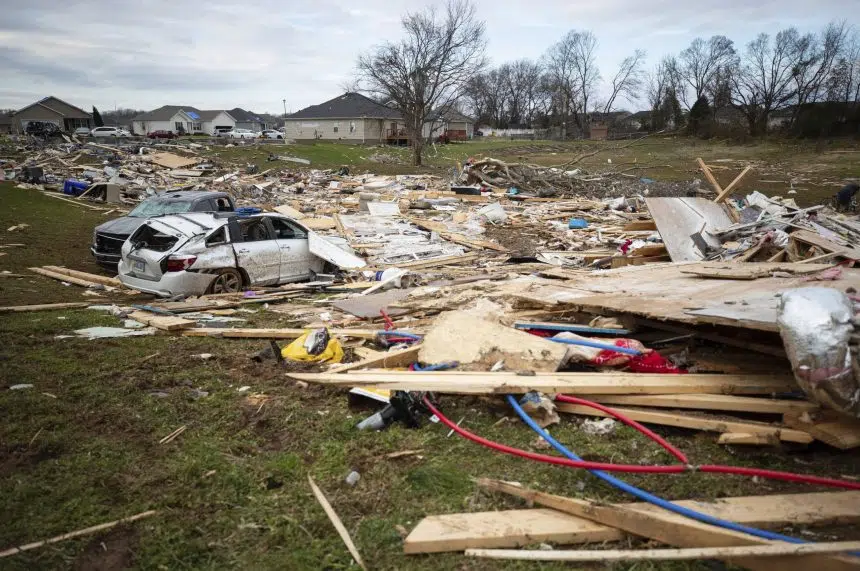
[{"left": 288, "top": 92, "right": 402, "bottom": 120}]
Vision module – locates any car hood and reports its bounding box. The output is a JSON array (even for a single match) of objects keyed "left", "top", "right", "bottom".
[{"left": 94, "top": 216, "right": 146, "bottom": 236}]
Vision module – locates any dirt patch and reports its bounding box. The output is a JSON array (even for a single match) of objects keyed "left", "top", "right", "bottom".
[
  {"left": 0, "top": 442, "right": 64, "bottom": 478},
  {"left": 484, "top": 224, "right": 544, "bottom": 256},
  {"left": 73, "top": 526, "right": 138, "bottom": 571}
]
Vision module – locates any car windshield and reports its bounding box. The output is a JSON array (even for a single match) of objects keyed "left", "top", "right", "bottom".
[{"left": 129, "top": 200, "right": 194, "bottom": 218}]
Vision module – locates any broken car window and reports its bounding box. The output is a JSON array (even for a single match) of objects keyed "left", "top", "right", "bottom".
[
  {"left": 239, "top": 219, "right": 272, "bottom": 242},
  {"left": 129, "top": 224, "right": 178, "bottom": 252},
  {"left": 129, "top": 200, "right": 193, "bottom": 218},
  {"left": 205, "top": 227, "right": 228, "bottom": 246},
  {"left": 269, "top": 218, "right": 307, "bottom": 240}
]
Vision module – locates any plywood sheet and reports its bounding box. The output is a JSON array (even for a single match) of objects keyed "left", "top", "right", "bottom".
[{"left": 646, "top": 197, "right": 733, "bottom": 262}]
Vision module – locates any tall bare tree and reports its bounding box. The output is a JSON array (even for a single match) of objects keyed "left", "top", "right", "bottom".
[
  {"left": 678, "top": 36, "right": 736, "bottom": 107},
  {"left": 356, "top": 0, "right": 486, "bottom": 165},
  {"left": 730, "top": 29, "right": 801, "bottom": 135},
  {"left": 827, "top": 30, "right": 860, "bottom": 103},
  {"left": 544, "top": 30, "right": 599, "bottom": 136},
  {"left": 602, "top": 49, "right": 646, "bottom": 114},
  {"left": 789, "top": 21, "right": 850, "bottom": 125}
]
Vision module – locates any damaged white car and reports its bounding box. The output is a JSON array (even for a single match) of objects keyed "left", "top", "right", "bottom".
[{"left": 117, "top": 212, "right": 365, "bottom": 296}]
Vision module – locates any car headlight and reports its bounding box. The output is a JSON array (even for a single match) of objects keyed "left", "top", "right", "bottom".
[{"left": 93, "top": 230, "right": 98, "bottom": 245}]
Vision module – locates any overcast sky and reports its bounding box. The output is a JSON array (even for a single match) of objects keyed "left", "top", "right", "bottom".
[{"left": 0, "top": 0, "right": 854, "bottom": 115}]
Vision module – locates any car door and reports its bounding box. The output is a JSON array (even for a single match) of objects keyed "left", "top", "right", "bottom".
[
  {"left": 232, "top": 217, "right": 281, "bottom": 285},
  {"left": 268, "top": 217, "right": 314, "bottom": 282}
]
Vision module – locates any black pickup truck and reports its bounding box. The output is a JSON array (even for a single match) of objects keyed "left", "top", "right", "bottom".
[{"left": 91, "top": 191, "right": 235, "bottom": 268}]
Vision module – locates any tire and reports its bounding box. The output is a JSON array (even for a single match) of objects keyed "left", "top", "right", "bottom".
[{"left": 207, "top": 269, "right": 243, "bottom": 294}]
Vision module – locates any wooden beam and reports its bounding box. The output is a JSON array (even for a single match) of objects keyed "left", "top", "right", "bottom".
[
  {"left": 556, "top": 403, "right": 813, "bottom": 443},
  {"left": 575, "top": 394, "right": 819, "bottom": 415},
  {"left": 783, "top": 412, "right": 860, "bottom": 450},
  {"left": 181, "top": 328, "right": 380, "bottom": 340},
  {"left": 715, "top": 165, "right": 753, "bottom": 203},
  {"left": 42, "top": 266, "right": 122, "bottom": 288},
  {"left": 697, "top": 158, "right": 723, "bottom": 196},
  {"left": 287, "top": 371, "right": 798, "bottom": 396},
  {"left": 404, "top": 491, "right": 860, "bottom": 553},
  {"left": 622, "top": 220, "right": 658, "bottom": 231},
  {"left": 0, "top": 302, "right": 90, "bottom": 313},
  {"left": 465, "top": 541, "right": 860, "bottom": 563},
  {"left": 718, "top": 433, "right": 780, "bottom": 446},
  {"left": 329, "top": 345, "right": 420, "bottom": 374},
  {"left": 307, "top": 476, "right": 367, "bottom": 570},
  {"left": 476, "top": 479, "right": 859, "bottom": 571},
  {"left": 128, "top": 311, "right": 195, "bottom": 331},
  {"left": 29, "top": 267, "right": 114, "bottom": 290}
]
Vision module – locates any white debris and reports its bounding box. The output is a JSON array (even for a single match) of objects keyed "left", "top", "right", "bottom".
[{"left": 580, "top": 417, "right": 617, "bottom": 435}]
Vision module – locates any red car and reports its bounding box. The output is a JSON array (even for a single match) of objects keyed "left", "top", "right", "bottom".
[{"left": 147, "top": 130, "right": 177, "bottom": 139}]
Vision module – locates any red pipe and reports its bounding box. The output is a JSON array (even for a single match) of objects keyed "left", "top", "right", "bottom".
[
  {"left": 424, "top": 396, "right": 860, "bottom": 491},
  {"left": 555, "top": 394, "right": 688, "bottom": 463}
]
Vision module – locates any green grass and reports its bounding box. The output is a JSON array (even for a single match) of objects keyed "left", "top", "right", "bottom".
[{"left": 1, "top": 160, "right": 859, "bottom": 569}]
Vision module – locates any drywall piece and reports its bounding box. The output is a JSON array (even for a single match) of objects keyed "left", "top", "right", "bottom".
[
  {"left": 308, "top": 232, "right": 366, "bottom": 269},
  {"left": 646, "top": 197, "right": 734, "bottom": 262}
]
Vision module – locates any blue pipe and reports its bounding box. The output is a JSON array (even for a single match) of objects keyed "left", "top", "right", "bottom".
[
  {"left": 505, "top": 395, "right": 808, "bottom": 545},
  {"left": 377, "top": 330, "right": 423, "bottom": 340},
  {"left": 547, "top": 336, "right": 642, "bottom": 356}
]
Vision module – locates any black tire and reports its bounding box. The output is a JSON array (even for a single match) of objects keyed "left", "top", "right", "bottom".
[{"left": 207, "top": 269, "right": 244, "bottom": 294}]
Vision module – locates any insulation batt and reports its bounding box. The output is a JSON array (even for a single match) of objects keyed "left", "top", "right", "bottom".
[{"left": 777, "top": 287, "right": 860, "bottom": 418}]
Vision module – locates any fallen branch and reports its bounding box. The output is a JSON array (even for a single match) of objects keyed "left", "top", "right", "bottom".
[
  {"left": 307, "top": 475, "right": 367, "bottom": 570},
  {"left": 0, "top": 510, "right": 157, "bottom": 558}
]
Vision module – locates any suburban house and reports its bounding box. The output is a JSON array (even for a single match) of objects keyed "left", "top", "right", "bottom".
[
  {"left": 423, "top": 109, "right": 475, "bottom": 140},
  {"left": 131, "top": 106, "right": 236, "bottom": 135},
  {"left": 285, "top": 93, "right": 404, "bottom": 143},
  {"left": 286, "top": 92, "right": 475, "bottom": 144},
  {"left": 228, "top": 108, "right": 270, "bottom": 132},
  {"left": 10, "top": 96, "right": 92, "bottom": 134}
]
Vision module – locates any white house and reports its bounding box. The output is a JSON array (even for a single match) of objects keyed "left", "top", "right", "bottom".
[{"left": 131, "top": 106, "right": 235, "bottom": 135}]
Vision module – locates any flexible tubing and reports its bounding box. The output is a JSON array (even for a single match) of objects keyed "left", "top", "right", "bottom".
[
  {"left": 547, "top": 336, "right": 643, "bottom": 356},
  {"left": 555, "top": 394, "right": 688, "bottom": 463},
  {"left": 424, "top": 396, "right": 860, "bottom": 490},
  {"left": 377, "top": 330, "right": 423, "bottom": 340},
  {"left": 504, "top": 395, "right": 814, "bottom": 544}
]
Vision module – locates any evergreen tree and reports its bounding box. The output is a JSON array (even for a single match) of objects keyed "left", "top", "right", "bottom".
[{"left": 92, "top": 106, "right": 104, "bottom": 127}]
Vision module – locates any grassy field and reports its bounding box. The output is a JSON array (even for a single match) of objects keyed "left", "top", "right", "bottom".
[
  {"left": 206, "top": 136, "right": 860, "bottom": 206},
  {"left": 1, "top": 151, "right": 860, "bottom": 570}
]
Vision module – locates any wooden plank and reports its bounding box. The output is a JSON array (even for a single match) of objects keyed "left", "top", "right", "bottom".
[
  {"left": 622, "top": 220, "right": 657, "bottom": 231},
  {"left": 680, "top": 263, "right": 828, "bottom": 280},
  {"left": 128, "top": 311, "right": 195, "bottom": 331},
  {"left": 0, "top": 302, "right": 91, "bottom": 313},
  {"left": 697, "top": 158, "right": 723, "bottom": 195},
  {"left": 790, "top": 229, "right": 860, "bottom": 260},
  {"left": 307, "top": 476, "right": 367, "bottom": 571},
  {"left": 181, "top": 328, "right": 379, "bottom": 340},
  {"left": 405, "top": 490, "right": 860, "bottom": 553},
  {"left": 556, "top": 403, "right": 813, "bottom": 443},
  {"left": 287, "top": 371, "right": 797, "bottom": 396},
  {"left": 300, "top": 217, "right": 337, "bottom": 230},
  {"left": 147, "top": 152, "right": 198, "bottom": 169},
  {"left": 329, "top": 345, "right": 420, "bottom": 374},
  {"left": 784, "top": 412, "right": 860, "bottom": 450},
  {"left": 29, "top": 267, "right": 114, "bottom": 289},
  {"left": 465, "top": 541, "right": 860, "bottom": 562},
  {"left": 273, "top": 204, "right": 305, "bottom": 219},
  {"left": 42, "top": 266, "right": 122, "bottom": 288},
  {"left": 715, "top": 165, "right": 753, "bottom": 203},
  {"left": 383, "top": 253, "right": 482, "bottom": 271},
  {"left": 576, "top": 394, "right": 819, "bottom": 415},
  {"left": 41, "top": 193, "right": 107, "bottom": 211},
  {"left": 477, "top": 479, "right": 859, "bottom": 571},
  {"left": 718, "top": 433, "right": 779, "bottom": 446}
]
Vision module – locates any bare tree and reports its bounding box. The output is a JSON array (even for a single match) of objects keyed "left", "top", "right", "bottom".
[
  {"left": 356, "top": 0, "right": 486, "bottom": 165},
  {"left": 730, "top": 29, "right": 801, "bottom": 135},
  {"left": 827, "top": 29, "right": 860, "bottom": 103},
  {"left": 789, "top": 21, "right": 849, "bottom": 125},
  {"left": 544, "top": 30, "right": 599, "bottom": 136},
  {"left": 602, "top": 49, "right": 646, "bottom": 114},
  {"left": 678, "top": 36, "right": 736, "bottom": 107}
]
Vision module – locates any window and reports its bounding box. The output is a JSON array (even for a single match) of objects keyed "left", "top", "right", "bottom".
[
  {"left": 206, "top": 227, "right": 228, "bottom": 246},
  {"left": 333, "top": 126, "right": 338, "bottom": 133},
  {"left": 216, "top": 198, "right": 232, "bottom": 212},
  {"left": 269, "top": 218, "right": 306, "bottom": 240},
  {"left": 192, "top": 122, "right": 202, "bottom": 131},
  {"left": 239, "top": 219, "right": 272, "bottom": 242},
  {"left": 349, "top": 121, "right": 356, "bottom": 133},
  {"left": 175, "top": 122, "right": 183, "bottom": 132},
  {"left": 129, "top": 200, "right": 192, "bottom": 218},
  {"left": 192, "top": 199, "right": 216, "bottom": 212}
]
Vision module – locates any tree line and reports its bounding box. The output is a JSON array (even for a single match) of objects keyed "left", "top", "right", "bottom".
[{"left": 463, "top": 22, "right": 859, "bottom": 137}]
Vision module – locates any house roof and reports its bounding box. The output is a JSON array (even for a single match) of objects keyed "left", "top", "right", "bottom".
[
  {"left": 628, "top": 110, "right": 652, "bottom": 120},
  {"left": 289, "top": 92, "right": 402, "bottom": 120},
  {"left": 0, "top": 113, "right": 13, "bottom": 125},
  {"left": 198, "top": 110, "right": 234, "bottom": 121},
  {"left": 133, "top": 105, "right": 199, "bottom": 121},
  {"left": 13, "top": 96, "right": 91, "bottom": 119},
  {"left": 427, "top": 108, "right": 474, "bottom": 123},
  {"left": 228, "top": 108, "right": 266, "bottom": 123}
]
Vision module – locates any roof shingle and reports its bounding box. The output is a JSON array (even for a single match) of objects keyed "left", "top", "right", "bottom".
[{"left": 288, "top": 93, "right": 402, "bottom": 120}]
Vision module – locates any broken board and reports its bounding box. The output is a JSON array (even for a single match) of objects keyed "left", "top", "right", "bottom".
[
  {"left": 147, "top": 152, "right": 199, "bottom": 170},
  {"left": 404, "top": 491, "right": 860, "bottom": 553},
  {"left": 645, "top": 197, "right": 733, "bottom": 262}
]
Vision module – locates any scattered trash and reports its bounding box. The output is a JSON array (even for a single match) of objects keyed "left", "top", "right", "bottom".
[
  {"left": 580, "top": 417, "right": 617, "bottom": 435},
  {"left": 345, "top": 471, "right": 361, "bottom": 486},
  {"left": 10, "top": 384, "right": 34, "bottom": 390}
]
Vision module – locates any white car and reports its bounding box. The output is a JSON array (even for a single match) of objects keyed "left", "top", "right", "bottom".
[
  {"left": 226, "top": 128, "right": 259, "bottom": 139},
  {"left": 91, "top": 126, "right": 132, "bottom": 137},
  {"left": 117, "top": 212, "right": 365, "bottom": 297},
  {"left": 262, "top": 129, "right": 283, "bottom": 140},
  {"left": 73, "top": 127, "right": 91, "bottom": 137}
]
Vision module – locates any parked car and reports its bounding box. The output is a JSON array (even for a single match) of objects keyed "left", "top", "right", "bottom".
[
  {"left": 147, "top": 130, "right": 176, "bottom": 139},
  {"left": 91, "top": 191, "right": 235, "bottom": 268},
  {"left": 73, "top": 127, "right": 92, "bottom": 137},
  {"left": 117, "top": 212, "right": 365, "bottom": 296},
  {"left": 225, "top": 128, "right": 259, "bottom": 139},
  {"left": 90, "top": 126, "right": 132, "bottom": 137},
  {"left": 262, "top": 129, "right": 283, "bottom": 140}
]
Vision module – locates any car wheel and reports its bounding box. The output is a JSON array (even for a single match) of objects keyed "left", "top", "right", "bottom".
[{"left": 208, "top": 269, "right": 243, "bottom": 294}]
